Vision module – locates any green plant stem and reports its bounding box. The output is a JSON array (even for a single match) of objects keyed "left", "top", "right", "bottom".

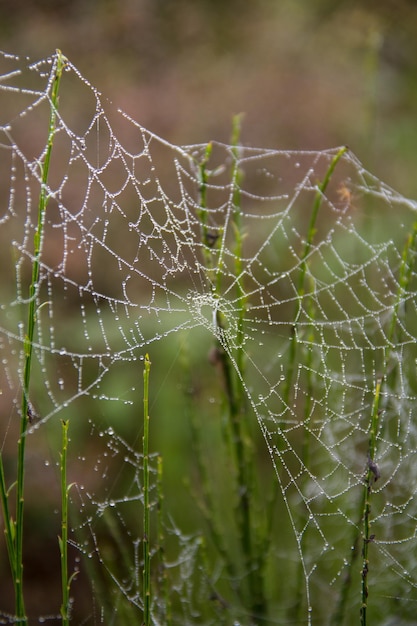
[
  {"left": 142, "top": 353, "right": 151, "bottom": 626},
  {"left": 231, "top": 113, "right": 247, "bottom": 397},
  {"left": 59, "top": 421, "right": 69, "bottom": 624},
  {"left": 195, "top": 124, "right": 266, "bottom": 619},
  {"left": 229, "top": 117, "right": 261, "bottom": 610},
  {"left": 224, "top": 118, "right": 267, "bottom": 618},
  {"left": 283, "top": 146, "right": 347, "bottom": 621},
  {"left": 358, "top": 223, "right": 417, "bottom": 624},
  {"left": 155, "top": 455, "right": 171, "bottom": 626},
  {"left": 331, "top": 221, "right": 417, "bottom": 626},
  {"left": 198, "top": 143, "right": 212, "bottom": 244},
  {"left": 181, "top": 335, "right": 244, "bottom": 610},
  {"left": 360, "top": 378, "right": 381, "bottom": 626},
  {"left": 387, "top": 221, "right": 417, "bottom": 355},
  {"left": 289, "top": 297, "right": 316, "bottom": 622},
  {"left": 0, "top": 49, "right": 66, "bottom": 625},
  {"left": 284, "top": 145, "right": 348, "bottom": 406},
  {"left": 59, "top": 420, "right": 76, "bottom": 626}
]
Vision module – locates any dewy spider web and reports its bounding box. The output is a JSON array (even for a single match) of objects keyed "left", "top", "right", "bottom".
[{"left": 1, "top": 50, "right": 417, "bottom": 624}]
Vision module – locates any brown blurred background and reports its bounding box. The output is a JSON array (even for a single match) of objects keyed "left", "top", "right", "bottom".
[{"left": 1, "top": 0, "right": 417, "bottom": 196}]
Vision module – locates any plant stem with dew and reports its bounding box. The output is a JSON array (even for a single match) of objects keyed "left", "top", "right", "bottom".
[
  {"left": 0, "top": 49, "right": 66, "bottom": 624},
  {"left": 143, "top": 353, "right": 151, "bottom": 626}
]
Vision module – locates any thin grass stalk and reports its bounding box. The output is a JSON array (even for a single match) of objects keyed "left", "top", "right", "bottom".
[
  {"left": 358, "top": 222, "right": 417, "bottom": 624},
  {"left": 360, "top": 378, "right": 381, "bottom": 626},
  {"left": 330, "top": 221, "right": 417, "bottom": 625},
  {"left": 228, "top": 116, "right": 252, "bottom": 557},
  {"left": 282, "top": 146, "right": 347, "bottom": 620},
  {"left": 386, "top": 221, "right": 417, "bottom": 355},
  {"left": 284, "top": 145, "right": 348, "bottom": 406},
  {"left": 155, "top": 455, "right": 171, "bottom": 626},
  {"left": 198, "top": 142, "right": 214, "bottom": 267},
  {"left": 195, "top": 151, "right": 243, "bottom": 592},
  {"left": 59, "top": 420, "right": 69, "bottom": 625},
  {"left": 230, "top": 115, "right": 267, "bottom": 618},
  {"left": 206, "top": 135, "right": 259, "bottom": 615},
  {"left": 59, "top": 419, "right": 76, "bottom": 625},
  {"left": 289, "top": 294, "right": 316, "bottom": 622},
  {"left": 231, "top": 114, "right": 246, "bottom": 383},
  {"left": 330, "top": 383, "right": 380, "bottom": 626},
  {"left": 142, "top": 353, "right": 151, "bottom": 626},
  {"left": 180, "top": 334, "right": 244, "bottom": 611},
  {"left": 0, "top": 49, "right": 66, "bottom": 624},
  {"left": 188, "top": 370, "right": 240, "bottom": 587},
  {"left": 358, "top": 222, "right": 417, "bottom": 623},
  {"left": 196, "top": 130, "right": 266, "bottom": 618},
  {"left": 0, "top": 456, "right": 16, "bottom": 581}
]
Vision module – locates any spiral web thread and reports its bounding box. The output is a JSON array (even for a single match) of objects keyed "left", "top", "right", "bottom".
[{"left": 1, "top": 50, "right": 417, "bottom": 624}]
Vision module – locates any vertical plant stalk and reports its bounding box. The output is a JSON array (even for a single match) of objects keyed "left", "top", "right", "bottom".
[
  {"left": 284, "top": 146, "right": 347, "bottom": 621},
  {"left": 196, "top": 119, "right": 266, "bottom": 620},
  {"left": 360, "top": 378, "right": 381, "bottom": 626},
  {"left": 198, "top": 141, "right": 214, "bottom": 269},
  {"left": 155, "top": 455, "right": 171, "bottom": 626},
  {"left": 231, "top": 114, "right": 246, "bottom": 379},
  {"left": 229, "top": 115, "right": 266, "bottom": 617},
  {"left": 142, "top": 354, "right": 152, "bottom": 626},
  {"left": 59, "top": 420, "right": 76, "bottom": 625},
  {"left": 359, "top": 223, "right": 416, "bottom": 624},
  {"left": 386, "top": 221, "right": 417, "bottom": 356},
  {"left": 284, "top": 145, "right": 348, "bottom": 406},
  {"left": 181, "top": 335, "right": 243, "bottom": 607},
  {"left": 0, "top": 49, "right": 66, "bottom": 625},
  {"left": 331, "top": 221, "right": 417, "bottom": 625},
  {"left": 289, "top": 296, "right": 316, "bottom": 623}
]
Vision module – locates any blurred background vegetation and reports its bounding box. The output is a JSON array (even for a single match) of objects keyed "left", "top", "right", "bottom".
[
  {"left": 1, "top": 0, "right": 417, "bottom": 623},
  {"left": 1, "top": 0, "right": 417, "bottom": 194}
]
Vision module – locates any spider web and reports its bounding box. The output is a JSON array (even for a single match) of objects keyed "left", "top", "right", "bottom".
[{"left": 1, "top": 50, "right": 417, "bottom": 625}]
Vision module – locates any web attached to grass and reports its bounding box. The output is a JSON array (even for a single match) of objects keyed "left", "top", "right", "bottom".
[{"left": 1, "top": 50, "right": 417, "bottom": 625}]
